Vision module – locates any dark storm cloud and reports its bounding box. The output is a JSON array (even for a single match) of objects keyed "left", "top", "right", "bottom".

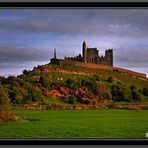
[
  {"left": 0, "top": 45, "right": 49, "bottom": 63},
  {"left": 0, "top": 9, "right": 148, "bottom": 38},
  {"left": 114, "top": 47, "right": 148, "bottom": 68}
]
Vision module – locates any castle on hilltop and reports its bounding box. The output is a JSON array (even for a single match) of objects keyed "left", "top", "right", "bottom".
[
  {"left": 51, "top": 41, "right": 113, "bottom": 66},
  {"left": 65, "top": 41, "right": 113, "bottom": 66}
]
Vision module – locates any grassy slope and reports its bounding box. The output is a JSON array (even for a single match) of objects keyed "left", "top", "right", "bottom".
[
  {"left": 20, "top": 62, "right": 148, "bottom": 103},
  {"left": 0, "top": 109, "right": 148, "bottom": 138},
  {"left": 22, "top": 62, "right": 148, "bottom": 88}
]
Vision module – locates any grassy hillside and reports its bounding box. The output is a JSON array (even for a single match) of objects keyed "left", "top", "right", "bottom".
[
  {"left": 1, "top": 61, "right": 148, "bottom": 107},
  {"left": 21, "top": 61, "right": 148, "bottom": 89}
]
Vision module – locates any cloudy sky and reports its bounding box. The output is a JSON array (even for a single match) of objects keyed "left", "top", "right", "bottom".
[{"left": 0, "top": 9, "right": 148, "bottom": 77}]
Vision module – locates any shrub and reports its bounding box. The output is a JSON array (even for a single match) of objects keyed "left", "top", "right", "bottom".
[
  {"left": 107, "top": 76, "right": 113, "bottom": 83},
  {"left": 113, "top": 69, "right": 119, "bottom": 72},
  {"left": 0, "top": 85, "right": 11, "bottom": 113},
  {"left": 93, "top": 74, "right": 100, "bottom": 81},
  {"left": 139, "top": 89, "right": 143, "bottom": 94},
  {"left": 69, "top": 95, "right": 77, "bottom": 104},
  {"left": 81, "top": 78, "right": 97, "bottom": 94},
  {"left": 130, "top": 85, "right": 136, "bottom": 91},
  {"left": 22, "top": 69, "right": 30, "bottom": 75},
  {"left": 39, "top": 76, "right": 49, "bottom": 88},
  {"left": 65, "top": 78, "right": 78, "bottom": 89},
  {"left": 96, "top": 81, "right": 107, "bottom": 100},
  {"left": 50, "top": 95, "right": 58, "bottom": 101},
  {"left": 50, "top": 82, "right": 61, "bottom": 90},
  {"left": 132, "top": 89, "right": 143, "bottom": 102},
  {"left": 111, "top": 84, "right": 132, "bottom": 102},
  {"left": 104, "top": 92, "right": 112, "bottom": 100},
  {"left": 27, "top": 86, "right": 46, "bottom": 102},
  {"left": 143, "top": 87, "right": 148, "bottom": 96}
]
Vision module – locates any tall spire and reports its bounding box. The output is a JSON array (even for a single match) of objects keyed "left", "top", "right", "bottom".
[{"left": 54, "top": 48, "right": 56, "bottom": 59}]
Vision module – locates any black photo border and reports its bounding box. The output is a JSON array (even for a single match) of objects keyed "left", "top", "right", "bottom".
[{"left": 0, "top": 1, "right": 148, "bottom": 145}]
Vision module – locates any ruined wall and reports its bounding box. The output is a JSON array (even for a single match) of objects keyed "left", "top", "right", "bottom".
[
  {"left": 86, "top": 48, "right": 99, "bottom": 64},
  {"left": 60, "top": 60, "right": 146, "bottom": 78}
]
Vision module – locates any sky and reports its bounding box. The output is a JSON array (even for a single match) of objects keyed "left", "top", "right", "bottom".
[{"left": 0, "top": 9, "right": 148, "bottom": 77}]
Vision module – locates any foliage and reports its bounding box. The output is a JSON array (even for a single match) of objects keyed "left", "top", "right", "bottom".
[
  {"left": 131, "top": 89, "right": 143, "bottom": 102},
  {"left": 107, "top": 76, "right": 113, "bottom": 83},
  {"left": 143, "top": 87, "right": 148, "bottom": 96},
  {"left": 68, "top": 95, "right": 77, "bottom": 104},
  {"left": 111, "top": 84, "right": 132, "bottom": 102},
  {"left": 0, "top": 85, "right": 11, "bottom": 113},
  {"left": 93, "top": 74, "right": 100, "bottom": 81},
  {"left": 1, "top": 62, "right": 148, "bottom": 105},
  {"left": 96, "top": 81, "right": 108, "bottom": 100},
  {"left": 39, "top": 76, "right": 50, "bottom": 88},
  {"left": 22, "top": 69, "right": 31, "bottom": 75},
  {"left": 65, "top": 78, "right": 78, "bottom": 89}
]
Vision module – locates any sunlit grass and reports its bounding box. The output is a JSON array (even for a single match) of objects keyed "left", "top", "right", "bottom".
[{"left": 0, "top": 109, "right": 148, "bottom": 138}]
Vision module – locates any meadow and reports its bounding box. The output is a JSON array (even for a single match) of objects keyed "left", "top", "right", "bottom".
[{"left": 0, "top": 109, "right": 148, "bottom": 138}]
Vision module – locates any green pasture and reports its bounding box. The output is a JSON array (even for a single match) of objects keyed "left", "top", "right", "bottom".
[{"left": 0, "top": 109, "right": 148, "bottom": 138}]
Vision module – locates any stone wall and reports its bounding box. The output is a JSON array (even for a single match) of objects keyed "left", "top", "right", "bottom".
[{"left": 60, "top": 60, "right": 146, "bottom": 78}]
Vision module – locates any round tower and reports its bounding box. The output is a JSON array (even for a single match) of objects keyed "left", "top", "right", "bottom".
[
  {"left": 54, "top": 48, "right": 57, "bottom": 59},
  {"left": 82, "top": 41, "right": 87, "bottom": 63}
]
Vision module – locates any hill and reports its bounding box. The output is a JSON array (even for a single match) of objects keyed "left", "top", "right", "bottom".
[{"left": 1, "top": 60, "right": 148, "bottom": 109}]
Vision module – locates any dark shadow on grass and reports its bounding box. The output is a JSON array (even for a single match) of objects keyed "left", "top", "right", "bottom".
[{"left": 28, "top": 118, "right": 41, "bottom": 122}]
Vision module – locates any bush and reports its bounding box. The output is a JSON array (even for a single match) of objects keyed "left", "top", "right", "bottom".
[
  {"left": 69, "top": 95, "right": 77, "bottom": 104},
  {"left": 50, "top": 95, "right": 58, "bottom": 101},
  {"left": 111, "top": 84, "right": 132, "bottom": 102},
  {"left": 107, "top": 76, "right": 113, "bottom": 83},
  {"left": 81, "top": 78, "right": 97, "bottom": 94},
  {"left": 22, "top": 69, "right": 31, "bottom": 75},
  {"left": 132, "top": 89, "right": 143, "bottom": 102},
  {"left": 50, "top": 82, "right": 61, "bottom": 90},
  {"left": 65, "top": 79, "right": 78, "bottom": 89},
  {"left": 0, "top": 85, "right": 11, "bottom": 113},
  {"left": 143, "top": 87, "right": 148, "bottom": 96},
  {"left": 39, "top": 76, "right": 49, "bottom": 88},
  {"left": 96, "top": 81, "right": 107, "bottom": 100},
  {"left": 27, "top": 86, "right": 46, "bottom": 102},
  {"left": 130, "top": 85, "right": 136, "bottom": 91},
  {"left": 93, "top": 74, "right": 100, "bottom": 81}
]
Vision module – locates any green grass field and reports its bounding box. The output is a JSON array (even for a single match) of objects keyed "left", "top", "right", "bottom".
[{"left": 0, "top": 109, "right": 148, "bottom": 138}]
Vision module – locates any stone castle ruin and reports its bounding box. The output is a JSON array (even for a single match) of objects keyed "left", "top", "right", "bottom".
[
  {"left": 50, "top": 41, "right": 147, "bottom": 78},
  {"left": 82, "top": 41, "right": 113, "bottom": 66},
  {"left": 65, "top": 41, "right": 113, "bottom": 66}
]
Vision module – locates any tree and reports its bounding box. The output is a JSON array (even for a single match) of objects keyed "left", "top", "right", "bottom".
[
  {"left": 22, "top": 69, "right": 30, "bottom": 75},
  {"left": 65, "top": 78, "right": 78, "bottom": 89},
  {"left": 111, "top": 84, "right": 132, "bottom": 102},
  {"left": 129, "top": 85, "right": 143, "bottom": 102},
  {"left": 27, "top": 86, "right": 46, "bottom": 102},
  {"left": 39, "top": 76, "right": 49, "bottom": 88},
  {"left": 68, "top": 95, "right": 77, "bottom": 104},
  {"left": 97, "top": 81, "right": 107, "bottom": 100},
  {"left": 132, "top": 89, "right": 143, "bottom": 102},
  {"left": 130, "top": 85, "right": 136, "bottom": 91},
  {"left": 143, "top": 87, "right": 148, "bottom": 96},
  {"left": 0, "top": 85, "right": 11, "bottom": 113},
  {"left": 81, "top": 78, "right": 97, "bottom": 94}
]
